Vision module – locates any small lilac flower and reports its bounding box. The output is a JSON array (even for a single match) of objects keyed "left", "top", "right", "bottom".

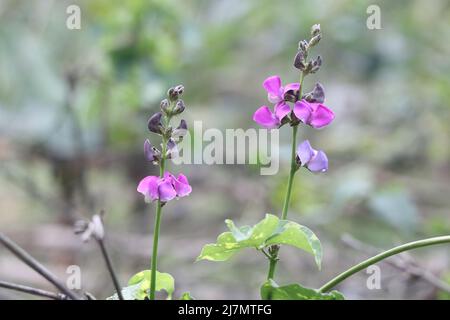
[
  {"left": 293, "top": 99, "right": 334, "bottom": 129},
  {"left": 144, "top": 139, "right": 160, "bottom": 162},
  {"left": 296, "top": 140, "right": 328, "bottom": 172},
  {"left": 137, "top": 172, "right": 192, "bottom": 203}
]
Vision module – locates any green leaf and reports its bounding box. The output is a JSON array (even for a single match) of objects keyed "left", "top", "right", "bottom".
[
  {"left": 261, "top": 280, "right": 344, "bottom": 300},
  {"left": 197, "top": 214, "right": 279, "bottom": 261},
  {"left": 265, "top": 220, "right": 323, "bottom": 269},
  {"left": 197, "top": 214, "right": 322, "bottom": 268},
  {"left": 125, "top": 270, "right": 175, "bottom": 300},
  {"left": 179, "top": 292, "right": 195, "bottom": 300}
]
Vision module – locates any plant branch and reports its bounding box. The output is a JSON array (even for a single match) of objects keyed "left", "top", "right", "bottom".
[
  {"left": 341, "top": 234, "right": 450, "bottom": 294},
  {"left": 97, "top": 239, "right": 123, "bottom": 300},
  {"left": 319, "top": 235, "right": 450, "bottom": 293},
  {"left": 0, "top": 232, "right": 82, "bottom": 300},
  {"left": 0, "top": 280, "right": 67, "bottom": 300}
]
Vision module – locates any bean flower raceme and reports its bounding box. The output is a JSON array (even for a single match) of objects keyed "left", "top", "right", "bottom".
[
  {"left": 137, "top": 84, "right": 192, "bottom": 300},
  {"left": 137, "top": 172, "right": 192, "bottom": 203},
  {"left": 253, "top": 76, "right": 300, "bottom": 129},
  {"left": 296, "top": 140, "right": 328, "bottom": 172}
]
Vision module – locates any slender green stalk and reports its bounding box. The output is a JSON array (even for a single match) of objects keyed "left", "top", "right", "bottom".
[
  {"left": 281, "top": 124, "right": 298, "bottom": 220},
  {"left": 265, "top": 72, "right": 305, "bottom": 283},
  {"left": 267, "top": 258, "right": 278, "bottom": 280},
  {"left": 149, "top": 117, "right": 169, "bottom": 300},
  {"left": 319, "top": 235, "right": 450, "bottom": 293}
]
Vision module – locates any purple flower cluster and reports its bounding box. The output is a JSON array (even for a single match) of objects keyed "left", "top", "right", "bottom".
[
  {"left": 253, "top": 24, "right": 334, "bottom": 173},
  {"left": 137, "top": 172, "right": 192, "bottom": 202},
  {"left": 137, "top": 85, "right": 192, "bottom": 203},
  {"left": 253, "top": 75, "right": 334, "bottom": 129}
]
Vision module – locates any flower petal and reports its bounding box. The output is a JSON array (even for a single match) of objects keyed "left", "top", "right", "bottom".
[
  {"left": 172, "top": 174, "right": 192, "bottom": 197},
  {"left": 253, "top": 106, "right": 279, "bottom": 128},
  {"left": 310, "top": 104, "right": 335, "bottom": 129},
  {"left": 307, "top": 150, "right": 328, "bottom": 172},
  {"left": 158, "top": 179, "right": 177, "bottom": 202},
  {"left": 144, "top": 139, "right": 155, "bottom": 162},
  {"left": 263, "top": 75, "right": 282, "bottom": 103},
  {"left": 137, "top": 176, "right": 159, "bottom": 202},
  {"left": 274, "top": 101, "right": 291, "bottom": 121},
  {"left": 293, "top": 100, "right": 312, "bottom": 123},
  {"left": 283, "top": 82, "right": 300, "bottom": 95},
  {"left": 297, "top": 140, "right": 315, "bottom": 166}
]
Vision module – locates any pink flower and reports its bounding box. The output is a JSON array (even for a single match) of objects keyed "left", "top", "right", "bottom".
[
  {"left": 137, "top": 172, "right": 192, "bottom": 203},
  {"left": 253, "top": 75, "right": 300, "bottom": 128},
  {"left": 293, "top": 99, "right": 334, "bottom": 129},
  {"left": 263, "top": 75, "right": 300, "bottom": 104}
]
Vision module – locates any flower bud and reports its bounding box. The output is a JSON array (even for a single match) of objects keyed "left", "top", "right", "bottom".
[
  {"left": 168, "top": 84, "right": 185, "bottom": 101},
  {"left": 309, "top": 55, "right": 322, "bottom": 74},
  {"left": 293, "top": 51, "right": 306, "bottom": 70},
  {"left": 311, "top": 24, "right": 321, "bottom": 37},
  {"left": 309, "top": 34, "right": 321, "bottom": 47},
  {"left": 144, "top": 139, "right": 161, "bottom": 163},
  {"left": 160, "top": 99, "right": 170, "bottom": 114},
  {"left": 303, "top": 83, "right": 325, "bottom": 103},
  {"left": 147, "top": 112, "right": 164, "bottom": 135},
  {"left": 298, "top": 40, "right": 309, "bottom": 53},
  {"left": 74, "top": 214, "right": 104, "bottom": 242},
  {"left": 172, "top": 119, "right": 188, "bottom": 139},
  {"left": 172, "top": 99, "right": 185, "bottom": 115},
  {"left": 166, "top": 138, "right": 179, "bottom": 159}
]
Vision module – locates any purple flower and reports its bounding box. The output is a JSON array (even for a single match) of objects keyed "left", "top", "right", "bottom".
[
  {"left": 293, "top": 99, "right": 334, "bottom": 129},
  {"left": 253, "top": 75, "right": 300, "bottom": 129},
  {"left": 296, "top": 140, "right": 328, "bottom": 172},
  {"left": 137, "top": 172, "right": 192, "bottom": 203},
  {"left": 253, "top": 103, "right": 291, "bottom": 129},
  {"left": 144, "top": 139, "right": 160, "bottom": 162},
  {"left": 263, "top": 75, "right": 300, "bottom": 104}
]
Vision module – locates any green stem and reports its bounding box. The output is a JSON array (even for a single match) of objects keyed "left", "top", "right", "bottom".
[
  {"left": 319, "top": 235, "right": 450, "bottom": 293},
  {"left": 149, "top": 118, "right": 169, "bottom": 300},
  {"left": 281, "top": 125, "right": 298, "bottom": 220},
  {"left": 265, "top": 72, "right": 305, "bottom": 285},
  {"left": 267, "top": 258, "right": 278, "bottom": 280}
]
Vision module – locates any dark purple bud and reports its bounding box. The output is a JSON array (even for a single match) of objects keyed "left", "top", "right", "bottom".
[
  {"left": 144, "top": 139, "right": 160, "bottom": 163},
  {"left": 166, "top": 138, "right": 178, "bottom": 159},
  {"left": 309, "top": 55, "right": 322, "bottom": 73},
  {"left": 294, "top": 51, "right": 306, "bottom": 70},
  {"left": 172, "top": 100, "right": 185, "bottom": 115},
  {"left": 147, "top": 112, "right": 163, "bottom": 134},
  {"left": 303, "top": 82, "right": 325, "bottom": 103}
]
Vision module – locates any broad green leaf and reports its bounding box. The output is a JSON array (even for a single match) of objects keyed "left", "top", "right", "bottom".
[
  {"left": 127, "top": 270, "right": 175, "bottom": 300},
  {"left": 197, "top": 214, "right": 322, "bottom": 268},
  {"left": 179, "top": 292, "right": 195, "bottom": 300},
  {"left": 261, "top": 280, "right": 344, "bottom": 300},
  {"left": 265, "top": 220, "right": 323, "bottom": 269},
  {"left": 197, "top": 214, "right": 279, "bottom": 261}
]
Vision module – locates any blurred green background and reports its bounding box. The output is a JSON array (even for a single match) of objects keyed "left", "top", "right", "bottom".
[{"left": 0, "top": 0, "right": 449, "bottom": 299}]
